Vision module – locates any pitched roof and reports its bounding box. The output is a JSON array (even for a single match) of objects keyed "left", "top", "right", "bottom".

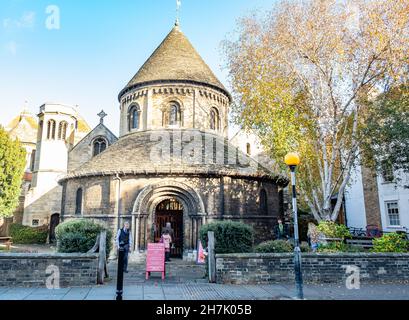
[{"left": 119, "top": 24, "right": 230, "bottom": 100}]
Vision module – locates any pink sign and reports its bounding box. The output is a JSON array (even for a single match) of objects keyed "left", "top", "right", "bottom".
[
  {"left": 197, "top": 240, "right": 206, "bottom": 264},
  {"left": 146, "top": 243, "right": 165, "bottom": 280}
]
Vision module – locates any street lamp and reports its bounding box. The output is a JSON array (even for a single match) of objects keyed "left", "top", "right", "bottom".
[{"left": 284, "top": 152, "right": 304, "bottom": 300}]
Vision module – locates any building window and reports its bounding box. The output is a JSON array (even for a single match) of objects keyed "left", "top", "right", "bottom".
[
  {"left": 47, "top": 120, "right": 56, "bottom": 140},
  {"left": 128, "top": 105, "right": 141, "bottom": 130},
  {"left": 30, "top": 150, "right": 36, "bottom": 172},
  {"left": 75, "top": 188, "right": 83, "bottom": 215},
  {"left": 169, "top": 103, "right": 182, "bottom": 126},
  {"left": 210, "top": 108, "right": 220, "bottom": 131},
  {"left": 260, "top": 189, "right": 268, "bottom": 215},
  {"left": 93, "top": 137, "right": 107, "bottom": 156},
  {"left": 246, "top": 143, "right": 251, "bottom": 155},
  {"left": 38, "top": 121, "right": 43, "bottom": 139},
  {"left": 386, "top": 201, "right": 400, "bottom": 226},
  {"left": 58, "top": 121, "right": 68, "bottom": 140},
  {"left": 32, "top": 219, "right": 39, "bottom": 227},
  {"left": 382, "top": 163, "right": 394, "bottom": 183}
]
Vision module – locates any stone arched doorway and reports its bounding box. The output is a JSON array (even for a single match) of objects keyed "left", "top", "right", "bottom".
[
  {"left": 154, "top": 198, "right": 184, "bottom": 258},
  {"left": 132, "top": 181, "right": 206, "bottom": 260}
]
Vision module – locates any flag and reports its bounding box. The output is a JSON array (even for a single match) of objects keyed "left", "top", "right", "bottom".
[{"left": 176, "top": 0, "right": 181, "bottom": 9}]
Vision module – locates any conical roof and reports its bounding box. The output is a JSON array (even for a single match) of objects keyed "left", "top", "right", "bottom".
[{"left": 119, "top": 24, "right": 230, "bottom": 100}]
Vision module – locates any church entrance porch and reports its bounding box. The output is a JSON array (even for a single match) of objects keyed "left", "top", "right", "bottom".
[
  {"left": 131, "top": 181, "right": 207, "bottom": 261},
  {"left": 154, "top": 199, "right": 183, "bottom": 258}
]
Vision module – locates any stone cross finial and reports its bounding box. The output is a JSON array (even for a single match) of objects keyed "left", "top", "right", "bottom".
[{"left": 98, "top": 110, "right": 107, "bottom": 124}]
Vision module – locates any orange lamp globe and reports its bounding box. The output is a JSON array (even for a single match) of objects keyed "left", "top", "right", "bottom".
[{"left": 284, "top": 152, "right": 301, "bottom": 166}]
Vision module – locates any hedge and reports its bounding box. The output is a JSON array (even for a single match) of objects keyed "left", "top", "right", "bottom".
[
  {"left": 199, "top": 221, "right": 254, "bottom": 254},
  {"left": 56, "top": 219, "right": 112, "bottom": 256},
  {"left": 9, "top": 223, "right": 48, "bottom": 244}
]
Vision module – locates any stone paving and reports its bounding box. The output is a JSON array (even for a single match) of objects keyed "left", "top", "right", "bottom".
[{"left": 1, "top": 283, "right": 409, "bottom": 300}]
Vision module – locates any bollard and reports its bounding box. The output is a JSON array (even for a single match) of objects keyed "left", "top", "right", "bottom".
[{"left": 116, "top": 245, "right": 125, "bottom": 301}]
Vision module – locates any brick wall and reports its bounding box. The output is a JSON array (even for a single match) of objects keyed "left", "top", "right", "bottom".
[
  {"left": 0, "top": 253, "right": 99, "bottom": 287},
  {"left": 216, "top": 253, "right": 409, "bottom": 284}
]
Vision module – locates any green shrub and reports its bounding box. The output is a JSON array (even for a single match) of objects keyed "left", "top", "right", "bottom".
[
  {"left": 372, "top": 233, "right": 409, "bottom": 253},
  {"left": 317, "top": 221, "right": 351, "bottom": 240},
  {"left": 300, "top": 242, "right": 312, "bottom": 253},
  {"left": 317, "top": 242, "right": 365, "bottom": 253},
  {"left": 56, "top": 219, "right": 112, "bottom": 256},
  {"left": 9, "top": 223, "right": 48, "bottom": 244},
  {"left": 254, "top": 240, "right": 293, "bottom": 253},
  {"left": 199, "top": 221, "right": 254, "bottom": 254}
]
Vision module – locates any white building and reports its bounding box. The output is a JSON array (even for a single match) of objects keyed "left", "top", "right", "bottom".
[{"left": 345, "top": 164, "right": 409, "bottom": 233}]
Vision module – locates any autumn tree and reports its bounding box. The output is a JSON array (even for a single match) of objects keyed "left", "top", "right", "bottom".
[
  {"left": 0, "top": 126, "right": 26, "bottom": 218},
  {"left": 224, "top": 0, "right": 409, "bottom": 221}
]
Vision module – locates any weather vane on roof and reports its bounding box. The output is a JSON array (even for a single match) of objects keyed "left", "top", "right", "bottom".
[{"left": 176, "top": 0, "right": 182, "bottom": 26}]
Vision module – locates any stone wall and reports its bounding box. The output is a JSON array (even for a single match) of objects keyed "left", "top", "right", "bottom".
[
  {"left": 216, "top": 253, "right": 409, "bottom": 284},
  {"left": 0, "top": 253, "right": 99, "bottom": 287}
]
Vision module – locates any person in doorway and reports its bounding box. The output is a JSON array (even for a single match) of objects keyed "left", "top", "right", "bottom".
[
  {"left": 163, "top": 222, "right": 174, "bottom": 238},
  {"left": 161, "top": 230, "right": 172, "bottom": 262},
  {"left": 115, "top": 221, "right": 133, "bottom": 273}
]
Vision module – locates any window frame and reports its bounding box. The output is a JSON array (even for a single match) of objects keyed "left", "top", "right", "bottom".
[
  {"left": 58, "top": 121, "right": 68, "bottom": 140},
  {"left": 385, "top": 201, "right": 400, "bottom": 227},
  {"left": 47, "top": 119, "right": 56, "bottom": 140},
  {"left": 92, "top": 137, "right": 108, "bottom": 157},
  {"left": 260, "top": 189, "right": 268, "bottom": 215},
  {"left": 209, "top": 107, "right": 221, "bottom": 131},
  {"left": 381, "top": 163, "right": 395, "bottom": 183},
  {"left": 128, "top": 104, "right": 141, "bottom": 131},
  {"left": 75, "top": 188, "right": 83, "bottom": 215}
]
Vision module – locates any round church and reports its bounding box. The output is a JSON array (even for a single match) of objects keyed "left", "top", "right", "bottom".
[{"left": 59, "top": 23, "right": 287, "bottom": 260}]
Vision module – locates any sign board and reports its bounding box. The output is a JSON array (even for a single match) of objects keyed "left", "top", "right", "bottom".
[
  {"left": 196, "top": 240, "right": 206, "bottom": 264},
  {"left": 146, "top": 243, "right": 166, "bottom": 280}
]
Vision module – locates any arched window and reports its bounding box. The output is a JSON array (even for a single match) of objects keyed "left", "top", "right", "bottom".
[
  {"left": 169, "top": 103, "right": 182, "bottom": 126},
  {"left": 75, "top": 188, "right": 83, "bottom": 215},
  {"left": 210, "top": 108, "right": 220, "bottom": 131},
  {"left": 93, "top": 137, "right": 107, "bottom": 156},
  {"left": 58, "top": 121, "right": 68, "bottom": 140},
  {"left": 260, "top": 189, "right": 268, "bottom": 215},
  {"left": 128, "top": 105, "right": 141, "bottom": 131},
  {"left": 47, "top": 120, "right": 56, "bottom": 140},
  {"left": 246, "top": 143, "right": 251, "bottom": 155}
]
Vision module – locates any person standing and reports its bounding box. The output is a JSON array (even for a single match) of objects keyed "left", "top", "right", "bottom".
[
  {"left": 161, "top": 230, "right": 172, "bottom": 262},
  {"left": 116, "top": 221, "right": 133, "bottom": 273},
  {"left": 274, "top": 219, "right": 287, "bottom": 240},
  {"left": 163, "top": 222, "right": 174, "bottom": 238},
  {"left": 307, "top": 222, "right": 320, "bottom": 252}
]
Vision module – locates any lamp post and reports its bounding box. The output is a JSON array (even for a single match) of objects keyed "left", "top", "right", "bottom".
[
  {"left": 284, "top": 152, "right": 304, "bottom": 300},
  {"left": 116, "top": 245, "right": 125, "bottom": 301}
]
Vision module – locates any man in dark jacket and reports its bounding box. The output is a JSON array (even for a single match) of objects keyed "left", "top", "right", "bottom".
[
  {"left": 274, "top": 219, "right": 288, "bottom": 240},
  {"left": 115, "top": 221, "right": 133, "bottom": 273}
]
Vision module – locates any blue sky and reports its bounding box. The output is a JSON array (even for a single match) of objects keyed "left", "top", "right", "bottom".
[{"left": 0, "top": 0, "right": 276, "bottom": 134}]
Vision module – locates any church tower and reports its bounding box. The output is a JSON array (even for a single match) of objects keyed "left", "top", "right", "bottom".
[
  {"left": 118, "top": 23, "right": 231, "bottom": 138},
  {"left": 24, "top": 103, "right": 90, "bottom": 227}
]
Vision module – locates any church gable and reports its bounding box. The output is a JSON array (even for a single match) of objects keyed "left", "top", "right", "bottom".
[{"left": 68, "top": 121, "right": 118, "bottom": 172}]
